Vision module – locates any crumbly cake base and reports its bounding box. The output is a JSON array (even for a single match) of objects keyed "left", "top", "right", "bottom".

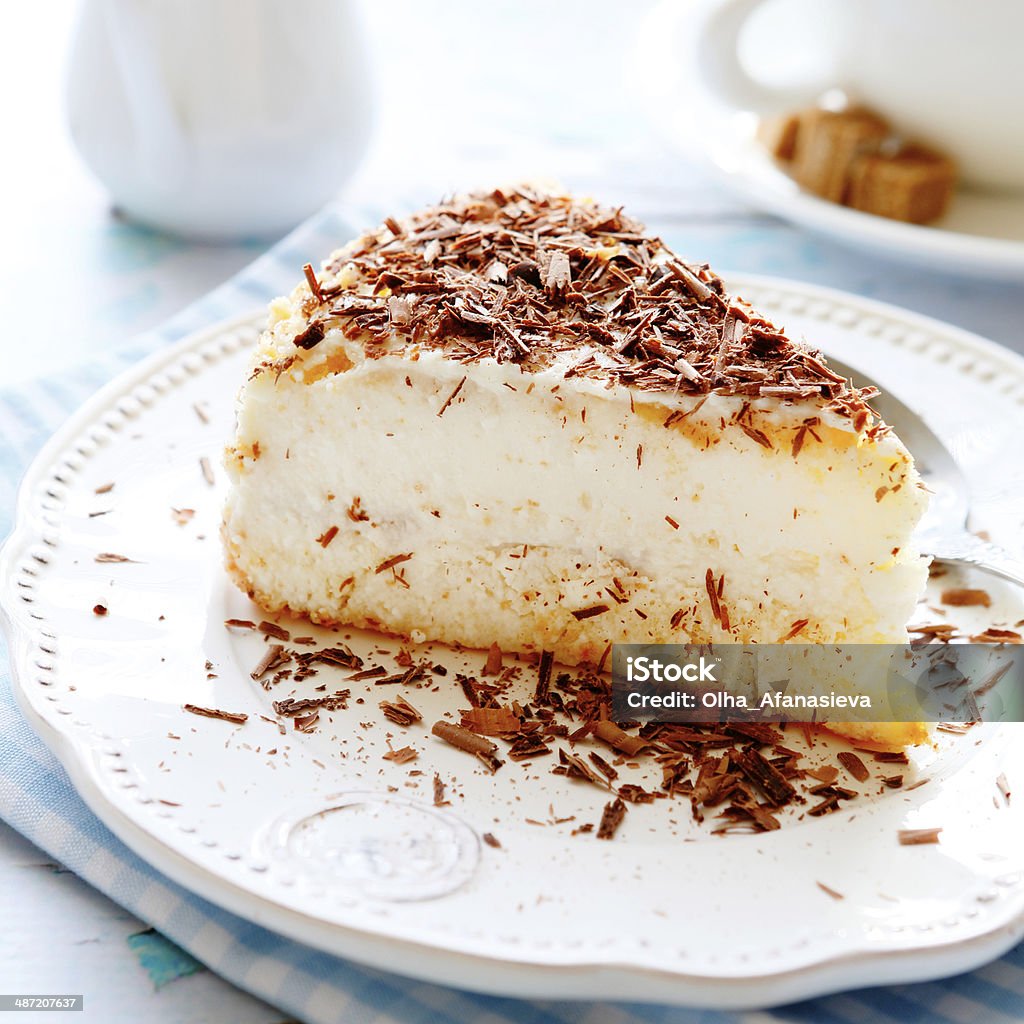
[{"left": 222, "top": 531, "right": 930, "bottom": 751}]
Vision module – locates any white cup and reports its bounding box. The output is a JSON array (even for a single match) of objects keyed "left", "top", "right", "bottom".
[
  {"left": 691, "top": 0, "right": 1024, "bottom": 193},
  {"left": 66, "top": 0, "right": 374, "bottom": 240}
]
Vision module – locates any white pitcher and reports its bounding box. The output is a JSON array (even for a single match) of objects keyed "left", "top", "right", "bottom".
[{"left": 66, "top": 0, "right": 374, "bottom": 240}]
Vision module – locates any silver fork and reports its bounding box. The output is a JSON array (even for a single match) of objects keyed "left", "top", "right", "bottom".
[{"left": 826, "top": 356, "right": 1024, "bottom": 589}]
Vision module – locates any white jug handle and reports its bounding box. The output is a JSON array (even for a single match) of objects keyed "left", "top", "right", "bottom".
[
  {"left": 691, "top": 0, "right": 827, "bottom": 113},
  {"left": 100, "top": 0, "right": 186, "bottom": 186}
]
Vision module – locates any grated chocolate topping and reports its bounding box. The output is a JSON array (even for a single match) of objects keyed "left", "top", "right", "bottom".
[{"left": 291, "top": 187, "right": 877, "bottom": 419}]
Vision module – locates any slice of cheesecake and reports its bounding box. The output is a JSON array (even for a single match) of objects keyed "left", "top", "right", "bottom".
[{"left": 223, "top": 188, "right": 929, "bottom": 683}]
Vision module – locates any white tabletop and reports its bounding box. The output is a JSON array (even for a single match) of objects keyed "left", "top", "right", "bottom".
[{"left": 2, "top": 1, "right": 1023, "bottom": 1021}]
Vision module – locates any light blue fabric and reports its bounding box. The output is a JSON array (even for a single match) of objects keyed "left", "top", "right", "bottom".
[{"left": 1, "top": 204, "right": 1022, "bottom": 1024}]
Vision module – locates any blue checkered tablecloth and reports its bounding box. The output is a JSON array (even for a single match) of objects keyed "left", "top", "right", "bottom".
[{"left": 2, "top": 203, "right": 1023, "bottom": 1024}]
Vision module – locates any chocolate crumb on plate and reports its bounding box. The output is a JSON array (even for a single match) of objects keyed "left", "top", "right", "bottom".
[
  {"left": 383, "top": 744, "right": 418, "bottom": 764},
  {"left": 482, "top": 642, "right": 503, "bottom": 676},
  {"left": 461, "top": 705, "right": 520, "bottom": 735},
  {"left": 433, "top": 773, "right": 448, "bottom": 806},
  {"left": 837, "top": 750, "right": 870, "bottom": 783},
  {"left": 535, "top": 650, "right": 554, "bottom": 705},
  {"left": 380, "top": 695, "right": 422, "bottom": 726},
  {"left": 432, "top": 720, "right": 504, "bottom": 773},
  {"left": 258, "top": 621, "right": 291, "bottom": 641},
  {"left": 997, "top": 773, "right": 1012, "bottom": 803},
  {"left": 274, "top": 691, "right": 350, "bottom": 716},
  {"left": 251, "top": 644, "right": 290, "bottom": 681},
  {"left": 183, "top": 703, "right": 248, "bottom": 725},
  {"left": 898, "top": 827, "right": 942, "bottom": 845},
  {"left": 971, "top": 628, "right": 1022, "bottom": 644},
  {"left": 482, "top": 832, "right": 501, "bottom": 849},
  {"left": 940, "top": 588, "right": 991, "bottom": 607},
  {"left": 596, "top": 797, "right": 627, "bottom": 840},
  {"left": 294, "top": 710, "right": 320, "bottom": 733}
]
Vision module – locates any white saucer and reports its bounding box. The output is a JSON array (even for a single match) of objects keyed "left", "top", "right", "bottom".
[{"left": 633, "top": 1, "right": 1024, "bottom": 280}]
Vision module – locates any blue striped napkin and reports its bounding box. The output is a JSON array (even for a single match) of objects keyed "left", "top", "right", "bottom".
[{"left": 2, "top": 204, "right": 1022, "bottom": 1024}]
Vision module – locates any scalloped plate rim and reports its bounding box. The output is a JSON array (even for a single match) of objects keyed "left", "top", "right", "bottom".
[{"left": 3, "top": 275, "right": 1024, "bottom": 1009}]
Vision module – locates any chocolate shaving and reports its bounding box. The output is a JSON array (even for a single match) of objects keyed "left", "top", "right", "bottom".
[
  {"left": 251, "top": 644, "right": 290, "bottom": 680},
  {"left": 535, "top": 650, "right": 554, "bottom": 705},
  {"left": 544, "top": 250, "right": 572, "bottom": 295},
  {"left": 571, "top": 604, "right": 610, "bottom": 621},
  {"left": 837, "top": 751, "right": 869, "bottom": 783},
  {"left": 183, "top": 703, "right": 247, "bottom": 725},
  {"left": 383, "top": 744, "right": 418, "bottom": 764},
  {"left": 589, "top": 751, "right": 619, "bottom": 781},
  {"left": 507, "top": 734, "right": 552, "bottom": 761},
  {"left": 431, "top": 720, "right": 503, "bottom": 772},
  {"left": 461, "top": 705, "right": 520, "bottom": 735},
  {"left": 705, "top": 568, "right": 722, "bottom": 625},
  {"left": 596, "top": 797, "right": 627, "bottom": 839},
  {"left": 556, "top": 748, "right": 611, "bottom": 789},
  {"left": 317, "top": 526, "right": 339, "bottom": 548},
  {"left": 592, "top": 720, "right": 651, "bottom": 757},
  {"left": 780, "top": 618, "right": 810, "bottom": 641},
  {"left": 618, "top": 783, "right": 656, "bottom": 804},
  {"left": 733, "top": 749, "right": 797, "bottom": 807},
  {"left": 347, "top": 497, "right": 369, "bottom": 522},
  {"left": 303, "top": 262, "right": 324, "bottom": 304},
  {"left": 816, "top": 881, "right": 844, "bottom": 900},
  {"left": 433, "top": 774, "right": 447, "bottom": 806},
  {"left": 482, "top": 642, "right": 503, "bottom": 676},
  {"left": 807, "top": 795, "right": 840, "bottom": 816},
  {"left": 293, "top": 321, "right": 326, "bottom": 350},
  {"left": 379, "top": 695, "right": 422, "bottom": 726},
  {"left": 941, "top": 588, "right": 991, "bottom": 608},
  {"left": 258, "top": 621, "right": 291, "bottom": 641},
  {"left": 274, "top": 690, "right": 350, "bottom": 716},
  {"left": 971, "top": 628, "right": 1022, "bottom": 644},
  {"left": 898, "top": 827, "right": 942, "bottom": 846},
  {"left": 437, "top": 377, "right": 467, "bottom": 417},
  {"left": 375, "top": 552, "right": 413, "bottom": 574}
]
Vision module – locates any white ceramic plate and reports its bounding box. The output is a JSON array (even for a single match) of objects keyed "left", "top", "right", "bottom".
[
  {"left": 633, "top": 2, "right": 1024, "bottom": 281},
  {"left": 4, "top": 276, "right": 1024, "bottom": 1010}
]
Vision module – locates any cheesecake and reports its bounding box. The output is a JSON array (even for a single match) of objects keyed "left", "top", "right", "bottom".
[{"left": 223, "top": 188, "right": 929, "bottom": 719}]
